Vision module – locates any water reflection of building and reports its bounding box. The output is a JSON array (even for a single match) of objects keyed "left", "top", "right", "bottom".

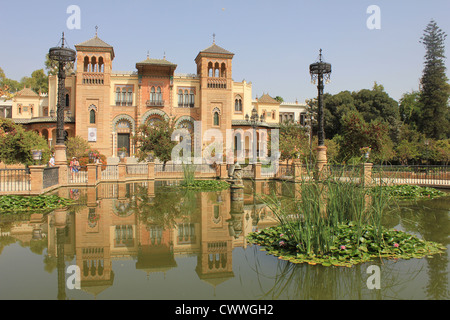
[{"left": 7, "top": 180, "right": 278, "bottom": 297}]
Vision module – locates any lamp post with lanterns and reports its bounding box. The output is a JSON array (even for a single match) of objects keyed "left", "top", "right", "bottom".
[
  {"left": 48, "top": 33, "right": 76, "bottom": 165},
  {"left": 245, "top": 107, "right": 265, "bottom": 164},
  {"left": 309, "top": 49, "right": 331, "bottom": 171}
]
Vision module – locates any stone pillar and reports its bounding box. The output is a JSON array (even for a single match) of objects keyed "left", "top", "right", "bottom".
[
  {"left": 96, "top": 164, "right": 102, "bottom": 183},
  {"left": 293, "top": 159, "right": 302, "bottom": 182},
  {"left": 219, "top": 163, "right": 228, "bottom": 179},
  {"left": 87, "top": 164, "right": 97, "bottom": 186},
  {"left": 54, "top": 144, "right": 67, "bottom": 167},
  {"left": 118, "top": 163, "right": 126, "bottom": 182},
  {"left": 29, "top": 165, "right": 45, "bottom": 195},
  {"left": 147, "top": 162, "right": 155, "bottom": 180},
  {"left": 362, "top": 162, "right": 373, "bottom": 187},
  {"left": 253, "top": 163, "right": 262, "bottom": 180},
  {"left": 58, "top": 165, "right": 68, "bottom": 186}
]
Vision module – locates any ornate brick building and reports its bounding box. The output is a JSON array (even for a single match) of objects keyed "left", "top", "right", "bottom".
[{"left": 11, "top": 33, "right": 285, "bottom": 160}]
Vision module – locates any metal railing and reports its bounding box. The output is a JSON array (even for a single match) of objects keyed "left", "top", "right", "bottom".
[
  {"left": 372, "top": 165, "right": 450, "bottom": 186},
  {"left": 43, "top": 167, "right": 59, "bottom": 189},
  {"left": 68, "top": 166, "right": 88, "bottom": 184},
  {"left": 0, "top": 168, "right": 30, "bottom": 192},
  {"left": 102, "top": 165, "right": 118, "bottom": 180},
  {"left": 126, "top": 164, "right": 148, "bottom": 175}
]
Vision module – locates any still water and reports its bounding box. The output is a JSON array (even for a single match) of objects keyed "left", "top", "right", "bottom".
[{"left": 0, "top": 181, "right": 448, "bottom": 300}]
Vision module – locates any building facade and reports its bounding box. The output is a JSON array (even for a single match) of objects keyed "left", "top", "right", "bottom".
[{"left": 9, "top": 34, "right": 302, "bottom": 160}]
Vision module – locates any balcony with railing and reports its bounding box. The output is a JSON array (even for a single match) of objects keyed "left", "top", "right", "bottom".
[
  {"left": 82, "top": 73, "right": 104, "bottom": 85},
  {"left": 207, "top": 78, "right": 227, "bottom": 89},
  {"left": 146, "top": 99, "right": 165, "bottom": 107}
]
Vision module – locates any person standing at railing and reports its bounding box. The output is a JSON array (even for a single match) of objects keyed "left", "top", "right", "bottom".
[
  {"left": 70, "top": 157, "right": 80, "bottom": 180},
  {"left": 48, "top": 154, "right": 55, "bottom": 167}
]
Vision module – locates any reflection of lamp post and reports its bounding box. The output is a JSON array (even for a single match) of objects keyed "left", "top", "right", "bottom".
[
  {"left": 310, "top": 49, "right": 331, "bottom": 171},
  {"left": 245, "top": 107, "right": 265, "bottom": 164},
  {"left": 48, "top": 33, "right": 76, "bottom": 165}
]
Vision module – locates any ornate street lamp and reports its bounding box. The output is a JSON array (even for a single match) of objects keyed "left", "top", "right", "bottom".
[
  {"left": 245, "top": 107, "right": 265, "bottom": 164},
  {"left": 48, "top": 33, "right": 76, "bottom": 165},
  {"left": 310, "top": 49, "right": 331, "bottom": 169}
]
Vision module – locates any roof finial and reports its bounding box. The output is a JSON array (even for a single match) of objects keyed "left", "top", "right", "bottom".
[
  {"left": 163, "top": 51, "right": 166, "bottom": 60},
  {"left": 61, "top": 32, "right": 65, "bottom": 48},
  {"left": 147, "top": 50, "right": 150, "bottom": 59},
  {"left": 95, "top": 25, "right": 98, "bottom": 37},
  {"left": 319, "top": 48, "right": 323, "bottom": 62},
  {"left": 213, "top": 33, "right": 216, "bottom": 44}
]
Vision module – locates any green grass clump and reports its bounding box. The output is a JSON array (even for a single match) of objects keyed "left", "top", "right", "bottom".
[
  {"left": 0, "top": 195, "right": 74, "bottom": 214},
  {"left": 180, "top": 180, "right": 230, "bottom": 191},
  {"left": 370, "top": 185, "right": 445, "bottom": 199}
]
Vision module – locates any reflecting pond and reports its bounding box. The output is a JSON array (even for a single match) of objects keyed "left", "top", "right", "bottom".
[{"left": 0, "top": 181, "right": 448, "bottom": 300}]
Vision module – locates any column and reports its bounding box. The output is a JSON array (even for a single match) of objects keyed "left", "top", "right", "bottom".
[{"left": 29, "top": 165, "right": 45, "bottom": 195}]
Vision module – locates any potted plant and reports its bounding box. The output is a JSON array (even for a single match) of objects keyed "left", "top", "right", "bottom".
[{"left": 118, "top": 147, "right": 127, "bottom": 160}]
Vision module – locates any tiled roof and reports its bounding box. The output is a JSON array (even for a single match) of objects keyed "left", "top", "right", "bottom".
[
  {"left": 75, "top": 36, "right": 115, "bottom": 59},
  {"left": 257, "top": 94, "right": 280, "bottom": 104},
  {"left": 200, "top": 43, "right": 234, "bottom": 56},
  {"left": 232, "top": 120, "right": 280, "bottom": 128},
  {"left": 12, "top": 116, "right": 75, "bottom": 124},
  {"left": 136, "top": 57, "right": 177, "bottom": 67},
  {"left": 76, "top": 36, "right": 113, "bottom": 48},
  {"left": 16, "top": 87, "right": 39, "bottom": 97}
]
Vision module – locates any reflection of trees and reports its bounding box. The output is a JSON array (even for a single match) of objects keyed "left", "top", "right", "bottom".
[
  {"left": 393, "top": 196, "right": 450, "bottom": 300},
  {"left": 246, "top": 245, "right": 426, "bottom": 300},
  {"left": 131, "top": 185, "right": 199, "bottom": 229}
]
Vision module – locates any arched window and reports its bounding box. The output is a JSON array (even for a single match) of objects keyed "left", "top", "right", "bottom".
[
  {"left": 208, "top": 62, "right": 213, "bottom": 77},
  {"left": 127, "top": 88, "right": 133, "bottom": 106},
  {"left": 189, "top": 90, "right": 195, "bottom": 108},
  {"left": 121, "top": 88, "right": 127, "bottom": 106},
  {"left": 184, "top": 90, "right": 189, "bottom": 107},
  {"left": 221, "top": 63, "right": 226, "bottom": 77},
  {"left": 234, "top": 95, "right": 242, "bottom": 112},
  {"left": 98, "top": 56, "right": 104, "bottom": 73},
  {"left": 91, "top": 56, "right": 97, "bottom": 72},
  {"left": 84, "top": 56, "right": 90, "bottom": 72},
  {"left": 156, "top": 87, "right": 162, "bottom": 103},
  {"left": 65, "top": 93, "right": 70, "bottom": 107},
  {"left": 213, "top": 111, "right": 220, "bottom": 126},
  {"left": 115, "top": 87, "right": 121, "bottom": 106},
  {"left": 178, "top": 89, "right": 183, "bottom": 107},
  {"left": 90, "top": 109, "right": 96, "bottom": 124},
  {"left": 214, "top": 62, "right": 220, "bottom": 77},
  {"left": 150, "top": 87, "right": 156, "bottom": 102}
]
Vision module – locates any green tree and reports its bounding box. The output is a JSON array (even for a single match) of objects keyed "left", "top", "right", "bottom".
[
  {"left": 274, "top": 96, "right": 284, "bottom": 103},
  {"left": 399, "top": 91, "right": 422, "bottom": 128},
  {"left": 337, "top": 111, "right": 394, "bottom": 163},
  {"left": 418, "top": 20, "right": 450, "bottom": 139},
  {"left": 0, "top": 66, "right": 21, "bottom": 97},
  {"left": 20, "top": 69, "right": 48, "bottom": 94},
  {"left": 278, "top": 122, "right": 309, "bottom": 161},
  {"left": 45, "top": 53, "right": 74, "bottom": 76},
  {"left": 65, "top": 136, "right": 91, "bottom": 159},
  {"left": 0, "top": 118, "right": 50, "bottom": 166},
  {"left": 352, "top": 82, "right": 400, "bottom": 133},
  {"left": 134, "top": 117, "right": 178, "bottom": 167}
]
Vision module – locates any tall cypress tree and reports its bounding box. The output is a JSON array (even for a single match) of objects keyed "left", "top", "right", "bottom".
[{"left": 418, "top": 20, "right": 450, "bottom": 139}]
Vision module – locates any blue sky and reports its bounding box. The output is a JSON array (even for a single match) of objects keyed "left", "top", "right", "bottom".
[{"left": 1, "top": 0, "right": 449, "bottom": 103}]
